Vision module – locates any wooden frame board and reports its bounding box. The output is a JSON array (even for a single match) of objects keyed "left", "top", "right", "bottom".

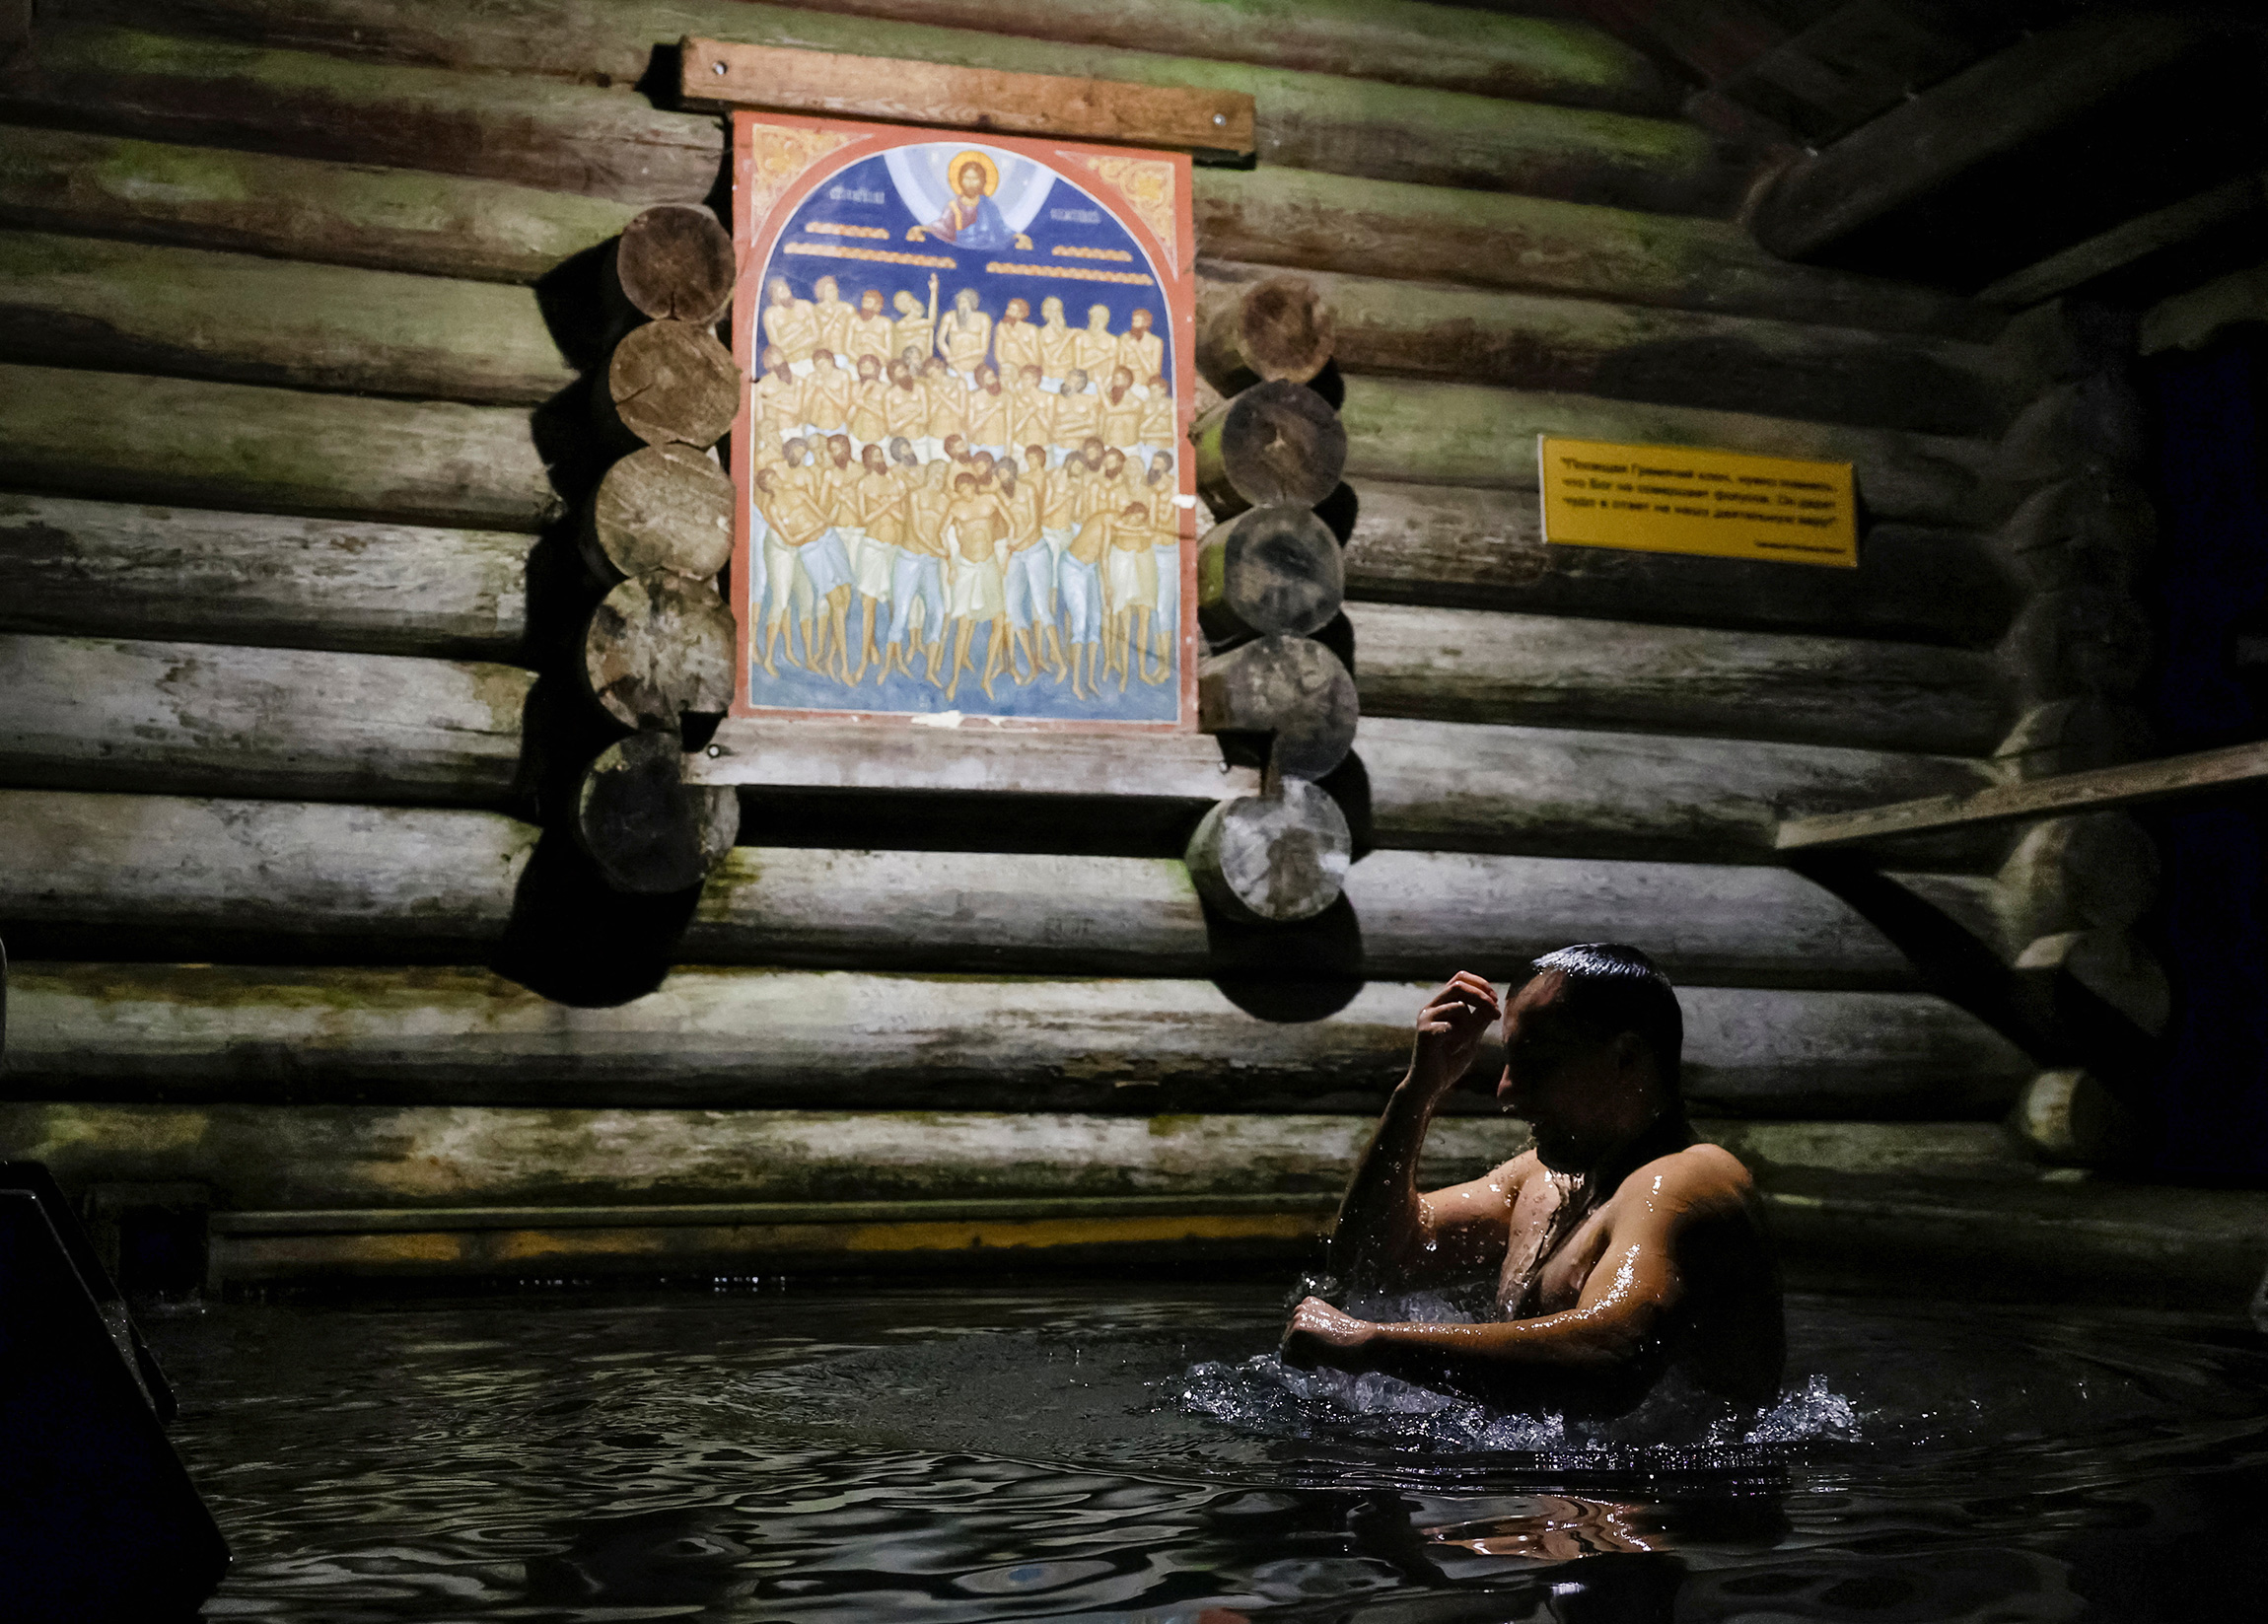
[
  {"left": 728, "top": 110, "right": 1199, "bottom": 738},
  {"left": 680, "top": 36, "right": 1255, "bottom": 159}
]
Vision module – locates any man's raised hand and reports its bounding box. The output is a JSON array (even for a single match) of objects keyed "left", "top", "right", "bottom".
[{"left": 1407, "top": 971, "right": 1500, "bottom": 1097}]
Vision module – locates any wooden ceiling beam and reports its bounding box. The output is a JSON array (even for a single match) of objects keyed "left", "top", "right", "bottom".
[
  {"left": 1748, "top": 7, "right": 2209, "bottom": 261},
  {"left": 1979, "top": 173, "right": 2268, "bottom": 310}
]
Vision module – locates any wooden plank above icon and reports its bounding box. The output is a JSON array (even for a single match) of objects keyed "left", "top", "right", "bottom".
[
  {"left": 677, "top": 35, "right": 1256, "bottom": 159},
  {"left": 687, "top": 717, "right": 1258, "bottom": 800}
]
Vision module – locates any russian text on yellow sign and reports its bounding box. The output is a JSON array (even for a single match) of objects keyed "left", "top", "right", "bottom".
[{"left": 1537, "top": 435, "right": 1857, "bottom": 568}]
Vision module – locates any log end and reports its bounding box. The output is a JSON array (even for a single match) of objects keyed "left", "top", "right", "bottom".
[
  {"left": 575, "top": 728, "right": 741, "bottom": 895},
  {"left": 614, "top": 204, "right": 735, "bottom": 326},
  {"left": 582, "top": 571, "right": 739, "bottom": 729},
  {"left": 1236, "top": 276, "right": 1335, "bottom": 386},
  {"left": 1184, "top": 779, "right": 1351, "bottom": 925}
]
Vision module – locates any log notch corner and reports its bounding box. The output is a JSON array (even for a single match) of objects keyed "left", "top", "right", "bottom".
[
  {"left": 574, "top": 204, "right": 743, "bottom": 894},
  {"left": 1185, "top": 276, "right": 1356, "bottom": 924}
]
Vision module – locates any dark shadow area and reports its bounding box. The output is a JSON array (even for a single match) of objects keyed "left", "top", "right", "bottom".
[
  {"left": 1205, "top": 892, "right": 1364, "bottom": 1022},
  {"left": 497, "top": 261, "right": 709, "bottom": 1006},
  {"left": 1315, "top": 750, "right": 1374, "bottom": 861},
  {"left": 1310, "top": 608, "right": 1356, "bottom": 678},
  {"left": 2139, "top": 331, "right": 2268, "bottom": 1182},
  {"left": 1303, "top": 356, "right": 1346, "bottom": 412},
  {"left": 735, "top": 786, "right": 1212, "bottom": 857},
  {"left": 1312, "top": 478, "right": 1359, "bottom": 544}
]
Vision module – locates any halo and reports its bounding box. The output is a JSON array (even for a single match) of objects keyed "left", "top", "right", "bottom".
[{"left": 946, "top": 149, "right": 999, "bottom": 196}]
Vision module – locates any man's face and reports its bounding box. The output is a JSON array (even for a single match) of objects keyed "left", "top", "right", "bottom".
[
  {"left": 959, "top": 164, "right": 984, "bottom": 197},
  {"left": 1496, "top": 972, "right": 1646, "bottom": 1172}
]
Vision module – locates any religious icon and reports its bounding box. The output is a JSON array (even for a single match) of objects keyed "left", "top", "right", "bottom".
[{"left": 728, "top": 112, "right": 1196, "bottom": 729}]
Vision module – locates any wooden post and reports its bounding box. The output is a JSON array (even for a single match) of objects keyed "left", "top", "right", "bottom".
[
  {"left": 1196, "top": 505, "right": 1343, "bottom": 642},
  {"left": 605, "top": 204, "right": 734, "bottom": 326},
  {"left": 1184, "top": 779, "right": 1352, "bottom": 925},
  {"left": 575, "top": 728, "right": 741, "bottom": 895},
  {"left": 583, "top": 444, "right": 736, "bottom": 584},
  {"left": 1194, "top": 273, "right": 1336, "bottom": 392},
  {"left": 1191, "top": 380, "right": 1347, "bottom": 517},
  {"left": 2012, "top": 1069, "right": 2141, "bottom": 1168},
  {"left": 581, "top": 571, "right": 736, "bottom": 730},
  {"left": 1198, "top": 634, "right": 1359, "bottom": 783},
  {"left": 601, "top": 318, "right": 741, "bottom": 450}
]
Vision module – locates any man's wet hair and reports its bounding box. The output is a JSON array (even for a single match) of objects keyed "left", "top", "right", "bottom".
[{"left": 1528, "top": 943, "right": 1682, "bottom": 1094}]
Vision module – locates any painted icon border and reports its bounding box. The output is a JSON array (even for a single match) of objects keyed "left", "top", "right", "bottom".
[{"left": 728, "top": 109, "right": 1199, "bottom": 733}]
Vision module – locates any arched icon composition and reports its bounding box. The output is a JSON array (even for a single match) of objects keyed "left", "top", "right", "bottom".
[{"left": 730, "top": 112, "right": 1198, "bottom": 729}]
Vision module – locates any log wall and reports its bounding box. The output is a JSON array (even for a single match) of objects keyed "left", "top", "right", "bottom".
[{"left": 0, "top": 0, "right": 2113, "bottom": 1280}]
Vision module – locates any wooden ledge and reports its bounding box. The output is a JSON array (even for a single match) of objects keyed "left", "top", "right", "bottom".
[
  {"left": 687, "top": 718, "right": 1256, "bottom": 800},
  {"left": 679, "top": 35, "right": 1255, "bottom": 159}
]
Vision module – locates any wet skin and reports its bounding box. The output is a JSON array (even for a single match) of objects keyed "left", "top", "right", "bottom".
[{"left": 1282, "top": 970, "right": 1785, "bottom": 1412}]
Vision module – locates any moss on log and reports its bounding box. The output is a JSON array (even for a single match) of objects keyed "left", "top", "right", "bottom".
[
  {"left": 0, "top": 230, "right": 576, "bottom": 403},
  {"left": 1347, "top": 601, "right": 2010, "bottom": 755},
  {"left": 0, "top": 364, "right": 560, "bottom": 530},
  {"left": 0, "top": 494, "right": 532, "bottom": 659},
  {"left": 0, "top": 124, "right": 638, "bottom": 281}
]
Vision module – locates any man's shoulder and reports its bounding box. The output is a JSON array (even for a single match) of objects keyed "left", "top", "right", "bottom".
[{"left": 1618, "top": 1141, "right": 1755, "bottom": 1216}]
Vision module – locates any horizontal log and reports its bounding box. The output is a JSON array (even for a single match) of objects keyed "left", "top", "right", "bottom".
[
  {"left": 0, "top": 636, "right": 530, "bottom": 804},
  {"left": 0, "top": 229, "right": 576, "bottom": 404},
  {"left": 0, "top": 124, "right": 639, "bottom": 282},
  {"left": 1341, "top": 480, "right": 2020, "bottom": 648},
  {"left": 1978, "top": 174, "right": 2267, "bottom": 312},
  {"left": 0, "top": 365, "right": 560, "bottom": 530},
  {"left": 1359, "top": 714, "right": 2003, "bottom": 868},
  {"left": 1339, "top": 377, "right": 1997, "bottom": 529},
  {"left": 609, "top": 203, "right": 733, "bottom": 324},
  {"left": 1348, "top": 600, "right": 2010, "bottom": 755},
  {"left": 1200, "top": 259, "right": 2020, "bottom": 437},
  {"left": 0, "top": 494, "right": 532, "bottom": 659},
  {"left": 0, "top": 789, "right": 1989, "bottom": 992},
  {"left": 1192, "top": 272, "right": 1336, "bottom": 392},
  {"left": 4, "top": 26, "right": 726, "bottom": 209},
  {"left": 2141, "top": 259, "right": 2268, "bottom": 359},
  {"left": 1192, "top": 168, "right": 1996, "bottom": 340},
  {"left": 4, "top": 961, "right": 2031, "bottom": 1119},
  {"left": 1197, "top": 634, "right": 1359, "bottom": 781},
  {"left": 142, "top": 0, "right": 1679, "bottom": 112},
  {"left": 77, "top": 3, "right": 1735, "bottom": 212},
  {"left": 2, "top": 1097, "right": 2023, "bottom": 1221},
  {"left": 576, "top": 729, "right": 740, "bottom": 894},
  {"left": 1776, "top": 738, "right": 2268, "bottom": 853}
]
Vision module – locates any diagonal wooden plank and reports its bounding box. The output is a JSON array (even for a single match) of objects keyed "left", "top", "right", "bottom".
[{"left": 1777, "top": 739, "right": 2268, "bottom": 851}]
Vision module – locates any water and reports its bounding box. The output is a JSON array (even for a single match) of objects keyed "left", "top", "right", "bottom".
[{"left": 144, "top": 1281, "right": 2268, "bottom": 1620}]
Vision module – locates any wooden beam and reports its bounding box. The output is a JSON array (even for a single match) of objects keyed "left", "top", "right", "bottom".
[
  {"left": 1749, "top": 9, "right": 2207, "bottom": 261},
  {"left": 0, "top": 126, "right": 639, "bottom": 282},
  {"left": 25, "top": 15, "right": 1735, "bottom": 214},
  {"left": 1979, "top": 174, "right": 2268, "bottom": 311},
  {"left": 688, "top": 719, "right": 1253, "bottom": 800},
  {"left": 1348, "top": 600, "right": 2008, "bottom": 755},
  {"left": 0, "top": 364, "right": 560, "bottom": 530},
  {"left": 0, "top": 496, "right": 531, "bottom": 660},
  {"left": 1361, "top": 713, "right": 2003, "bottom": 867},
  {"left": 0, "top": 789, "right": 1986, "bottom": 989},
  {"left": 1201, "top": 259, "right": 2021, "bottom": 437},
  {"left": 1338, "top": 375, "right": 1998, "bottom": 528},
  {"left": 6, "top": 962, "right": 2032, "bottom": 1120},
  {"left": 1776, "top": 739, "right": 2268, "bottom": 853},
  {"left": 680, "top": 35, "right": 1251, "bottom": 157},
  {"left": 1341, "top": 481, "right": 2017, "bottom": 649},
  {"left": 0, "top": 635, "right": 531, "bottom": 805},
  {"left": 0, "top": 230, "right": 577, "bottom": 405},
  {"left": 2141, "top": 259, "right": 2268, "bottom": 358}
]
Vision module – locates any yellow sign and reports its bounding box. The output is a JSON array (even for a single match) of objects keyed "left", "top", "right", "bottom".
[{"left": 1537, "top": 436, "right": 1857, "bottom": 567}]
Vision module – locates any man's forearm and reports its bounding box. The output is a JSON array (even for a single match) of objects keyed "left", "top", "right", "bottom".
[
  {"left": 1323, "top": 1305, "right": 1654, "bottom": 1400},
  {"left": 1327, "top": 1075, "right": 1441, "bottom": 1286}
]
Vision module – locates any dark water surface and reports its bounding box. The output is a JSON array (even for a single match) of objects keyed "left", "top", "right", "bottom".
[{"left": 149, "top": 1282, "right": 2268, "bottom": 1621}]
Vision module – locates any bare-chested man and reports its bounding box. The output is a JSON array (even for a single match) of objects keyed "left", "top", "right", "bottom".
[
  {"left": 891, "top": 278, "right": 939, "bottom": 369},
  {"left": 943, "top": 470, "right": 1011, "bottom": 701},
  {"left": 1282, "top": 946, "right": 1785, "bottom": 1415},
  {"left": 845, "top": 287, "right": 894, "bottom": 372},
  {"left": 761, "top": 277, "right": 817, "bottom": 375}
]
